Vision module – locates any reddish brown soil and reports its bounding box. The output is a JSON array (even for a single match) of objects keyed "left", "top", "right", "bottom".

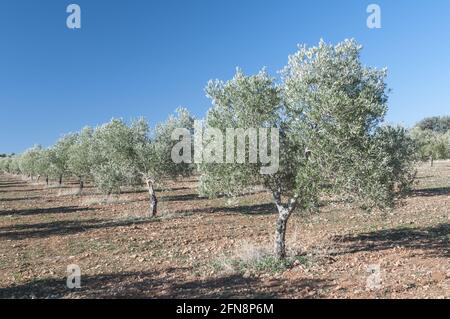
[{"left": 0, "top": 161, "right": 449, "bottom": 299}]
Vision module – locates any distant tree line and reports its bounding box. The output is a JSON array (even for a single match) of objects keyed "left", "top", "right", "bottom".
[{"left": 410, "top": 116, "right": 450, "bottom": 161}]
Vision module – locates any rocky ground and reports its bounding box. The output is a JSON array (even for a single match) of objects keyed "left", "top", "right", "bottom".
[{"left": 0, "top": 161, "right": 449, "bottom": 299}]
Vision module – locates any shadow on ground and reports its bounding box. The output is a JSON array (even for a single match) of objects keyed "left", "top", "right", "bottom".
[
  {"left": 173, "top": 202, "right": 276, "bottom": 216},
  {"left": 332, "top": 223, "right": 450, "bottom": 258},
  {"left": 0, "top": 268, "right": 331, "bottom": 298},
  {"left": 412, "top": 187, "right": 450, "bottom": 197},
  {"left": 0, "top": 217, "right": 159, "bottom": 240},
  {"left": 160, "top": 193, "right": 207, "bottom": 202},
  {"left": 0, "top": 196, "right": 40, "bottom": 202},
  {"left": 0, "top": 206, "right": 93, "bottom": 218}
]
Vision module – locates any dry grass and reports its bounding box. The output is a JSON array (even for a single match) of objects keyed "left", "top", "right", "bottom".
[
  {"left": 80, "top": 194, "right": 130, "bottom": 206},
  {"left": 57, "top": 188, "right": 81, "bottom": 197}
]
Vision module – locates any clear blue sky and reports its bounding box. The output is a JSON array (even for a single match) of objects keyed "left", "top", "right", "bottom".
[{"left": 1, "top": 0, "right": 449, "bottom": 153}]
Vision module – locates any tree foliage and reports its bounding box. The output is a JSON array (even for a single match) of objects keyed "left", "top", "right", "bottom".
[
  {"left": 200, "top": 39, "right": 416, "bottom": 258},
  {"left": 67, "top": 127, "right": 94, "bottom": 189},
  {"left": 415, "top": 116, "right": 450, "bottom": 133},
  {"left": 88, "top": 108, "right": 194, "bottom": 215},
  {"left": 410, "top": 118, "right": 450, "bottom": 160}
]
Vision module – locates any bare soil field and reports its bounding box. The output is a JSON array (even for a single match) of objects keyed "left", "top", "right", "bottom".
[{"left": 0, "top": 161, "right": 449, "bottom": 299}]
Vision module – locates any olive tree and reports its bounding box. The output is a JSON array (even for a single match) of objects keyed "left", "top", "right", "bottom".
[
  {"left": 0, "top": 156, "right": 20, "bottom": 175},
  {"left": 17, "top": 146, "right": 52, "bottom": 184},
  {"left": 34, "top": 148, "right": 52, "bottom": 185},
  {"left": 67, "top": 127, "right": 94, "bottom": 193},
  {"left": 19, "top": 146, "right": 44, "bottom": 180},
  {"left": 139, "top": 108, "right": 194, "bottom": 216},
  {"left": 90, "top": 109, "right": 194, "bottom": 216},
  {"left": 48, "top": 134, "right": 78, "bottom": 185},
  {"left": 89, "top": 119, "right": 136, "bottom": 195},
  {"left": 9, "top": 157, "right": 21, "bottom": 175},
  {"left": 0, "top": 157, "right": 12, "bottom": 173},
  {"left": 410, "top": 127, "right": 450, "bottom": 161},
  {"left": 200, "top": 39, "right": 416, "bottom": 259}
]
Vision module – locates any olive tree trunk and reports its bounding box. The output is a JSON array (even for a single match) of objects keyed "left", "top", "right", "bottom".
[
  {"left": 275, "top": 209, "right": 290, "bottom": 259},
  {"left": 273, "top": 192, "right": 299, "bottom": 260},
  {"left": 145, "top": 179, "right": 158, "bottom": 217},
  {"left": 79, "top": 176, "right": 84, "bottom": 194}
]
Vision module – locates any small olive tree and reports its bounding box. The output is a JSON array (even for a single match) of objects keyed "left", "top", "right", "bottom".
[
  {"left": 0, "top": 157, "right": 10, "bottom": 173},
  {"left": 8, "top": 157, "right": 21, "bottom": 175},
  {"left": 140, "top": 108, "right": 194, "bottom": 215},
  {"left": 200, "top": 39, "right": 416, "bottom": 259},
  {"left": 67, "top": 127, "right": 94, "bottom": 193},
  {"left": 90, "top": 108, "right": 194, "bottom": 216},
  {"left": 48, "top": 134, "right": 78, "bottom": 185},
  {"left": 34, "top": 148, "right": 52, "bottom": 185},
  {"left": 19, "top": 146, "right": 56, "bottom": 185},
  {"left": 89, "top": 119, "right": 136, "bottom": 195},
  {"left": 19, "top": 145, "right": 45, "bottom": 180}
]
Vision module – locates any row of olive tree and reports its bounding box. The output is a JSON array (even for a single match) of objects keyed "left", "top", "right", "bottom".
[
  {"left": 0, "top": 109, "right": 194, "bottom": 216},
  {"left": 1, "top": 39, "right": 417, "bottom": 259}
]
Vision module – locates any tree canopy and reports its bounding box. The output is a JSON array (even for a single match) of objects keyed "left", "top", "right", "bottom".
[{"left": 200, "top": 39, "right": 416, "bottom": 258}]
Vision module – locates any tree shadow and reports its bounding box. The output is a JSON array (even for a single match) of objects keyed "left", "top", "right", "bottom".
[
  {"left": 160, "top": 193, "right": 207, "bottom": 202},
  {"left": 172, "top": 202, "right": 276, "bottom": 216},
  {"left": 412, "top": 187, "right": 450, "bottom": 197},
  {"left": 0, "top": 206, "right": 93, "bottom": 218},
  {"left": 0, "top": 183, "right": 28, "bottom": 188},
  {"left": 0, "top": 188, "right": 43, "bottom": 193},
  {"left": 163, "top": 186, "right": 192, "bottom": 191},
  {"left": 222, "top": 203, "right": 276, "bottom": 215},
  {"left": 332, "top": 223, "right": 450, "bottom": 258},
  {"left": 0, "top": 269, "right": 331, "bottom": 299},
  {"left": 0, "top": 217, "right": 159, "bottom": 241},
  {"left": 118, "top": 188, "right": 148, "bottom": 195},
  {"left": 0, "top": 196, "right": 40, "bottom": 202}
]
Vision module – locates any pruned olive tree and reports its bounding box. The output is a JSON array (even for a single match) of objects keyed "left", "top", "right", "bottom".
[
  {"left": 89, "top": 119, "right": 136, "bottom": 195},
  {"left": 20, "top": 146, "right": 58, "bottom": 185},
  {"left": 67, "top": 126, "right": 94, "bottom": 193},
  {"left": 200, "top": 39, "right": 416, "bottom": 259},
  {"left": 19, "top": 145, "right": 46, "bottom": 181},
  {"left": 8, "top": 156, "right": 21, "bottom": 175},
  {"left": 48, "top": 134, "right": 78, "bottom": 186},
  {"left": 0, "top": 157, "right": 10, "bottom": 173},
  {"left": 34, "top": 148, "right": 52, "bottom": 185},
  {"left": 141, "top": 107, "right": 194, "bottom": 215},
  {"left": 90, "top": 108, "right": 194, "bottom": 216}
]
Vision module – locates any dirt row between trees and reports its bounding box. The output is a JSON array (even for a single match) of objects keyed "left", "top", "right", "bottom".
[{"left": 0, "top": 161, "right": 449, "bottom": 298}]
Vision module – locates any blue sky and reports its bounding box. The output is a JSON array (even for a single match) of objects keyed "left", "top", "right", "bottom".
[{"left": 1, "top": 0, "right": 449, "bottom": 153}]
